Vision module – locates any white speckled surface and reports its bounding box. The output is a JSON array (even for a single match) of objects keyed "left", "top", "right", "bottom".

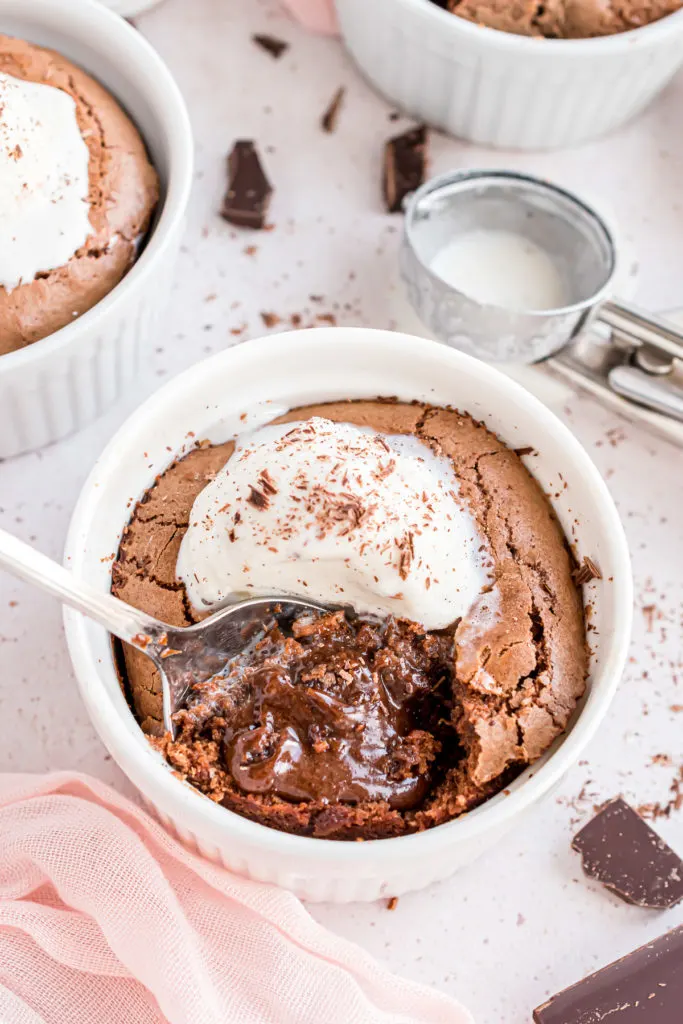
[{"left": 0, "top": 1, "right": 682, "bottom": 1020}]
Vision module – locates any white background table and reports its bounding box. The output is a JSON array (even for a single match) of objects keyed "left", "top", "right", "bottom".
[{"left": 1, "top": 1, "right": 681, "bottom": 1019}]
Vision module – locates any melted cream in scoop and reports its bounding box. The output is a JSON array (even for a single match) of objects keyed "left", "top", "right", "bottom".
[
  {"left": 0, "top": 72, "right": 91, "bottom": 291},
  {"left": 177, "top": 417, "right": 492, "bottom": 630}
]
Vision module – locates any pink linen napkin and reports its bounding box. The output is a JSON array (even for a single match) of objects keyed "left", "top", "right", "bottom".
[
  {"left": 280, "top": 0, "right": 338, "bottom": 33},
  {"left": 0, "top": 771, "right": 474, "bottom": 1024}
]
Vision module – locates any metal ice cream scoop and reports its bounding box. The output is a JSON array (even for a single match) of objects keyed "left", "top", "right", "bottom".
[
  {"left": 401, "top": 169, "right": 683, "bottom": 426},
  {"left": 0, "top": 527, "right": 325, "bottom": 736}
]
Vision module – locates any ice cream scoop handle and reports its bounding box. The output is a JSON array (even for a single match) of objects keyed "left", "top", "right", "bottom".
[{"left": 608, "top": 365, "right": 683, "bottom": 423}]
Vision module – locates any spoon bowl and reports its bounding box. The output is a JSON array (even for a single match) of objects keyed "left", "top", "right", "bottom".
[
  {"left": 134, "top": 596, "right": 328, "bottom": 735},
  {"left": 0, "top": 526, "right": 326, "bottom": 736}
]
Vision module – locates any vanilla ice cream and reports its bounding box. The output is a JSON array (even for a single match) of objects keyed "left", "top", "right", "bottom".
[
  {"left": 0, "top": 71, "right": 91, "bottom": 291},
  {"left": 177, "top": 417, "right": 491, "bottom": 630}
]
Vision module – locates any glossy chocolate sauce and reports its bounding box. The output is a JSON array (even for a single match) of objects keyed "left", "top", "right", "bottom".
[{"left": 175, "top": 611, "right": 454, "bottom": 809}]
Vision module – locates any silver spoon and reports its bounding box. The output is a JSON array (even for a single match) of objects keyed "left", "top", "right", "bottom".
[{"left": 0, "top": 527, "right": 326, "bottom": 736}]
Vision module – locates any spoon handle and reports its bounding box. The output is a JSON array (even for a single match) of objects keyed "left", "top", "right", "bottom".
[{"left": 0, "top": 527, "right": 169, "bottom": 647}]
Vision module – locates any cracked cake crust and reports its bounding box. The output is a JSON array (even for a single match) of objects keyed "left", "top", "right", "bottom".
[
  {"left": 446, "top": 0, "right": 683, "bottom": 37},
  {"left": 112, "top": 400, "right": 587, "bottom": 840},
  {"left": 0, "top": 34, "right": 159, "bottom": 352}
]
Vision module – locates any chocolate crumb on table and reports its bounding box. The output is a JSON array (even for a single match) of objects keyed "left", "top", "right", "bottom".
[
  {"left": 642, "top": 603, "right": 657, "bottom": 632},
  {"left": 386, "top": 897, "right": 399, "bottom": 911},
  {"left": 382, "top": 125, "right": 428, "bottom": 213},
  {"left": 637, "top": 765, "right": 683, "bottom": 821},
  {"left": 251, "top": 33, "right": 289, "bottom": 59},
  {"left": 221, "top": 141, "right": 273, "bottom": 230},
  {"left": 321, "top": 86, "right": 346, "bottom": 133},
  {"left": 572, "top": 797, "right": 683, "bottom": 910},
  {"left": 533, "top": 925, "right": 683, "bottom": 1023}
]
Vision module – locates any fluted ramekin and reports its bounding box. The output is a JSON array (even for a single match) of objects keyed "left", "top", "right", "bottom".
[
  {"left": 0, "top": 0, "right": 192, "bottom": 459},
  {"left": 334, "top": 0, "right": 683, "bottom": 149},
  {"left": 64, "top": 328, "right": 632, "bottom": 902}
]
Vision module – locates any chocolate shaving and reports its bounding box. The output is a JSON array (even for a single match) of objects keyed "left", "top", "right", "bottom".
[
  {"left": 321, "top": 86, "right": 345, "bottom": 133},
  {"left": 573, "top": 555, "right": 602, "bottom": 585},
  {"left": 252, "top": 33, "right": 289, "bottom": 59},
  {"left": 382, "top": 125, "right": 427, "bottom": 213},
  {"left": 221, "top": 141, "right": 273, "bottom": 230},
  {"left": 306, "top": 487, "right": 365, "bottom": 538},
  {"left": 247, "top": 486, "right": 270, "bottom": 511},
  {"left": 572, "top": 798, "right": 683, "bottom": 910},
  {"left": 513, "top": 446, "right": 536, "bottom": 457},
  {"left": 396, "top": 531, "right": 415, "bottom": 581},
  {"left": 258, "top": 469, "right": 278, "bottom": 496}
]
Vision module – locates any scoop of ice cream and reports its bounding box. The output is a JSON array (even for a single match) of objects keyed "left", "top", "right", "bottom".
[
  {"left": 177, "top": 417, "right": 491, "bottom": 630},
  {"left": 0, "top": 71, "right": 91, "bottom": 291}
]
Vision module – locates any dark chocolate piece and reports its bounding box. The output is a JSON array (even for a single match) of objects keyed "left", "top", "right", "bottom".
[
  {"left": 573, "top": 555, "right": 602, "bottom": 585},
  {"left": 321, "top": 87, "right": 345, "bottom": 133},
  {"left": 382, "top": 125, "right": 427, "bottom": 213},
  {"left": 221, "top": 141, "right": 273, "bottom": 230},
  {"left": 572, "top": 797, "right": 683, "bottom": 910},
  {"left": 252, "top": 34, "right": 289, "bottom": 58},
  {"left": 534, "top": 925, "right": 683, "bottom": 1023}
]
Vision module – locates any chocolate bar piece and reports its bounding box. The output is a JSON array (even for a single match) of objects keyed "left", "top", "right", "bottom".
[
  {"left": 321, "top": 87, "right": 345, "bottom": 133},
  {"left": 534, "top": 926, "right": 683, "bottom": 1023},
  {"left": 572, "top": 797, "right": 683, "bottom": 909},
  {"left": 252, "top": 34, "right": 289, "bottom": 59},
  {"left": 382, "top": 125, "right": 427, "bottom": 213},
  {"left": 221, "top": 141, "right": 273, "bottom": 230}
]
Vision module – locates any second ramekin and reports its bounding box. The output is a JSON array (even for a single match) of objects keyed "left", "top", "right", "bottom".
[
  {"left": 0, "top": 0, "right": 193, "bottom": 459},
  {"left": 64, "top": 328, "right": 633, "bottom": 902},
  {"left": 334, "top": 0, "right": 683, "bottom": 149}
]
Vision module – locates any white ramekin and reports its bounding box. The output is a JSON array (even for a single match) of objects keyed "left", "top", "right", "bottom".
[
  {"left": 64, "top": 328, "right": 633, "bottom": 903},
  {"left": 0, "top": 0, "right": 192, "bottom": 459},
  {"left": 334, "top": 0, "right": 683, "bottom": 149},
  {"left": 101, "top": 0, "right": 165, "bottom": 16}
]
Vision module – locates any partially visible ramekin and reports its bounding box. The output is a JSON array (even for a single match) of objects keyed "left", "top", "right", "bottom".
[
  {"left": 0, "top": 0, "right": 193, "bottom": 459},
  {"left": 335, "top": 0, "right": 683, "bottom": 149},
  {"left": 64, "top": 328, "right": 633, "bottom": 902}
]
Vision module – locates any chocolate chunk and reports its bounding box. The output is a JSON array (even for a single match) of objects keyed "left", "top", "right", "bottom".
[
  {"left": 572, "top": 797, "right": 683, "bottom": 910},
  {"left": 221, "top": 141, "right": 273, "bottom": 230},
  {"left": 382, "top": 125, "right": 427, "bottom": 213},
  {"left": 573, "top": 555, "right": 602, "bottom": 585},
  {"left": 321, "top": 86, "right": 345, "bottom": 133},
  {"left": 533, "top": 925, "right": 683, "bottom": 1023},
  {"left": 252, "top": 33, "right": 289, "bottom": 58}
]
